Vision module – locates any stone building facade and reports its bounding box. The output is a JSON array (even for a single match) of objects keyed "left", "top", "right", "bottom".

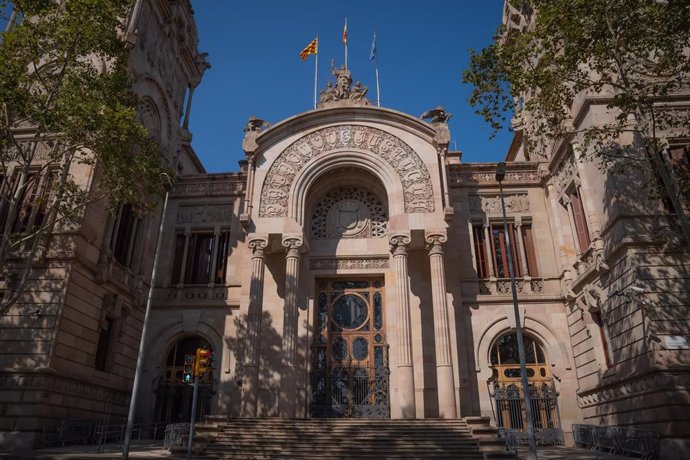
[{"left": 1, "top": 0, "right": 688, "bottom": 458}]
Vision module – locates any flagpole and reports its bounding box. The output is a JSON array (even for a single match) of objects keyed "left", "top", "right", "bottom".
[
  {"left": 314, "top": 35, "right": 318, "bottom": 110},
  {"left": 375, "top": 67, "right": 381, "bottom": 107}
]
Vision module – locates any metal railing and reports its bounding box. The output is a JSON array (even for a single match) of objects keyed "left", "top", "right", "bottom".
[
  {"left": 573, "top": 424, "right": 659, "bottom": 459},
  {"left": 40, "top": 418, "right": 168, "bottom": 448},
  {"left": 163, "top": 423, "right": 189, "bottom": 451}
]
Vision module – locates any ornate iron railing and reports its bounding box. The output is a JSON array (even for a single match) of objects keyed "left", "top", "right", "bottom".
[
  {"left": 311, "top": 363, "right": 390, "bottom": 418},
  {"left": 163, "top": 423, "right": 190, "bottom": 451},
  {"left": 491, "top": 383, "right": 564, "bottom": 446},
  {"left": 573, "top": 424, "right": 659, "bottom": 459}
]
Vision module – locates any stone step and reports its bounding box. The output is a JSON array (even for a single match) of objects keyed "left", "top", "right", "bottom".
[{"left": 192, "top": 417, "right": 509, "bottom": 459}]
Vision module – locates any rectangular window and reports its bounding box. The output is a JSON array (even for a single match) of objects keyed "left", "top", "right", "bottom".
[
  {"left": 95, "top": 317, "right": 114, "bottom": 372},
  {"left": 569, "top": 189, "right": 591, "bottom": 253},
  {"left": 472, "top": 225, "right": 489, "bottom": 279},
  {"left": 171, "top": 230, "right": 230, "bottom": 285},
  {"left": 0, "top": 170, "right": 54, "bottom": 235},
  {"left": 521, "top": 224, "right": 539, "bottom": 277},
  {"left": 472, "top": 223, "right": 537, "bottom": 278},
  {"left": 490, "top": 223, "right": 521, "bottom": 278},
  {"left": 111, "top": 203, "right": 140, "bottom": 267}
]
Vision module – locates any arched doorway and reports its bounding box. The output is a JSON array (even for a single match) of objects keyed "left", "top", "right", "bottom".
[
  {"left": 154, "top": 336, "right": 214, "bottom": 423},
  {"left": 489, "top": 332, "right": 563, "bottom": 445}
]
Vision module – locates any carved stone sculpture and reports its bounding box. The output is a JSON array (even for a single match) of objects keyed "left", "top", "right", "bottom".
[
  {"left": 318, "top": 65, "right": 370, "bottom": 108},
  {"left": 421, "top": 106, "right": 452, "bottom": 124}
]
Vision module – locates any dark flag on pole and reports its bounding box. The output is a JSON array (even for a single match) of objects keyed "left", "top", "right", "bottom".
[{"left": 370, "top": 31, "right": 377, "bottom": 61}]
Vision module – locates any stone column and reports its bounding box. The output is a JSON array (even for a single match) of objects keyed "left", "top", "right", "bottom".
[
  {"left": 514, "top": 217, "right": 530, "bottom": 277},
  {"left": 280, "top": 237, "right": 302, "bottom": 417},
  {"left": 243, "top": 237, "right": 267, "bottom": 417},
  {"left": 426, "top": 233, "right": 457, "bottom": 418},
  {"left": 390, "top": 234, "right": 416, "bottom": 418}
]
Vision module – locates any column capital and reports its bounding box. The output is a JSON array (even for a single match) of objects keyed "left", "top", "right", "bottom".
[
  {"left": 282, "top": 236, "right": 303, "bottom": 258},
  {"left": 248, "top": 237, "right": 268, "bottom": 258},
  {"left": 389, "top": 233, "right": 411, "bottom": 255},
  {"left": 425, "top": 232, "right": 447, "bottom": 256}
]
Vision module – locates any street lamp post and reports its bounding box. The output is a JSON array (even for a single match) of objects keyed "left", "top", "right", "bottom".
[
  {"left": 122, "top": 173, "right": 172, "bottom": 459},
  {"left": 496, "top": 162, "right": 537, "bottom": 460}
]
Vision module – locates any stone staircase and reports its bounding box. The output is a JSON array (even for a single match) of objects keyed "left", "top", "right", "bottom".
[{"left": 175, "top": 416, "right": 514, "bottom": 459}]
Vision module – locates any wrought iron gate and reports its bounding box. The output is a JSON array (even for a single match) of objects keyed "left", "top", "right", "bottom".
[
  {"left": 491, "top": 383, "right": 563, "bottom": 445},
  {"left": 310, "top": 278, "right": 390, "bottom": 418}
]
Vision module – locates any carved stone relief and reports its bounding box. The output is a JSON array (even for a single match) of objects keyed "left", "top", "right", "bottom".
[
  {"left": 172, "top": 179, "right": 245, "bottom": 196},
  {"left": 551, "top": 152, "right": 577, "bottom": 194},
  {"left": 259, "top": 125, "right": 435, "bottom": 217},
  {"left": 140, "top": 97, "right": 162, "bottom": 142},
  {"left": 176, "top": 204, "right": 233, "bottom": 224},
  {"left": 469, "top": 194, "right": 530, "bottom": 213},
  {"left": 309, "top": 257, "right": 389, "bottom": 270},
  {"left": 311, "top": 186, "right": 387, "bottom": 239}
]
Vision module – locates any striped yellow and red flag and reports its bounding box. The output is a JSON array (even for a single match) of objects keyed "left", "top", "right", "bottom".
[
  {"left": 342, "top": 19, "right": 347, "bottom": 45},
  {"left": 300, "top": 37, "right": 318, "bottom": 61}
]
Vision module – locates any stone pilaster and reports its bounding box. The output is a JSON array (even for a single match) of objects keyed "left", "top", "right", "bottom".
[
  {"left": 390, "top": 233, "right": 416, "bottom": 418},
  {"left": 426, "top": 232, "right": 457, "bottom": 418},
  {"left": 280, "top": 236, "right": 303, "bottom": 417},
  {"left": 242, "top": 237, "right": 267, "bottom": 417}
]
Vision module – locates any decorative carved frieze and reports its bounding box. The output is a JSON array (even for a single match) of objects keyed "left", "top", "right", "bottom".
[
  {"left": 176, "top": 204, "right": 233, "bottom": 224},
  {"left": 450, "top": 167, "right": 541, "bottom": 186},
  {"left": 311, "top": 186, "right": 387, "bottom": 239},
  {"left": 309, "top": 257, "right": 389, "bottom": 270},
  {"left": 259, "top": 125, "right": 435, "bottom": 217},
  {"left": 172, "top": 179, "right": 245, "bottom": 197},
  {"left": 478, "top": 278, "right": 545, "bottom": 295},
  {"left": 165, "top": 284, "right": 228, "bottom": 301},
  {"left": 469, "top": 194, "right": 530, "bottom": 213}
]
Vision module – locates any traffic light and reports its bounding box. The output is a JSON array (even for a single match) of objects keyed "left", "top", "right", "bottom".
[
  {"left": 183, "top": 354, "right": 195, "bottom": 383},
  {"left": 194, "top": 348, "right": 212, "bottom": 377}
]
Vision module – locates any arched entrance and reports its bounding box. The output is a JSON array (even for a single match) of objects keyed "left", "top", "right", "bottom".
[
  {"left": 489, "top": 332, "right": 563, "bottom": 445},
  {"left": 154, "top": 336, "right": 214, "bottom": 423}
]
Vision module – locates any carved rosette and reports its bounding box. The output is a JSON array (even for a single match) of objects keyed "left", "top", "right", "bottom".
[
  {"left": 311, "top": 186, "right": 387, "bottom": 239},
  {"left": 259, "top": 125, "right": 435, "bottom": 217}
]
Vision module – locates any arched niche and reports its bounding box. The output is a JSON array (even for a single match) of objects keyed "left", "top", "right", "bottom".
[
  {"left": 289, "top": 150, "right": 404, "bottom": 227},
  {"left": 305, "top": 166, "right": 389, "bottom": 240}
]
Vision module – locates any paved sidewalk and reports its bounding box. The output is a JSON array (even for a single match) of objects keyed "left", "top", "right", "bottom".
[
  {"left": 0, "top": 440, "right": 173, "bottom": 459},
  {"left": 4, "top": 442, "right": 635, "bottom": 460},
  {"left": 517, "top": 446, "right": 633, "bottom": 460}
]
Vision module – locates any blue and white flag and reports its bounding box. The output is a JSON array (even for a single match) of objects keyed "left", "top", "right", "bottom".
[{"left": 369, "top": 31, "right": 377, "bottom": 61}]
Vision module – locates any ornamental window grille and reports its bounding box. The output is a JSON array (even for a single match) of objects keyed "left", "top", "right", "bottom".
[{"left": 310, "top": 186, "right": 387, "bottom": 240}]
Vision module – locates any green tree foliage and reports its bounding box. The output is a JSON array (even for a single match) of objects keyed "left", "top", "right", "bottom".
[
  {"left": 463, "top": 0, "right": 690, "bottom": 242},
  {"left": 0, "top": 0, "right": 167, "bottom": 313}
]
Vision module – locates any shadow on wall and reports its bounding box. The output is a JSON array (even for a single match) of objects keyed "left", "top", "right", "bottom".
[{"left": 592, "top": 145, "right": 690, "bottom": 449}]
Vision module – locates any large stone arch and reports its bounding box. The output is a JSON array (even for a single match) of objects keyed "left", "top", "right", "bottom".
[
  {"left": 259, "top": 125, "right": 435, "bottom": 219},
  {"left": 290, "top": 151, "right": 402, "bottom": 227},
  {"left": 475, "top": 315, "right": 573, "bottom": 383}
]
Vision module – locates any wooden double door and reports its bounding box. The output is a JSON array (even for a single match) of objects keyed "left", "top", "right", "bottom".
[{"left": 310, "top": 278, "right": 390, "bottom": 418}]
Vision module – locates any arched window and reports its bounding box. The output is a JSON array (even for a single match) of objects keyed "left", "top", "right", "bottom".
[
  {"left": 490, "top": 332, "right": 562, "bottom": 442},
  {"left": 154, "top": 336, "right": 214, "bottom": 423}
]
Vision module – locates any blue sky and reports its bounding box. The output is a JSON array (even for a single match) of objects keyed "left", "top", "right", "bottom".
[{"left": 189, "top": 0, "right": 512, "bottom": 173}]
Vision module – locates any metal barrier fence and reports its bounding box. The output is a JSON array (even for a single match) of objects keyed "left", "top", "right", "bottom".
[
  {"left": 40, "top": 418, "right": 168, "bottom": 448},
  {"left": 163, "top": 423, "right": 189, "bottom": 451},
  {"left": 573, "top": 424, "right": 659, "bottom": 459}
]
